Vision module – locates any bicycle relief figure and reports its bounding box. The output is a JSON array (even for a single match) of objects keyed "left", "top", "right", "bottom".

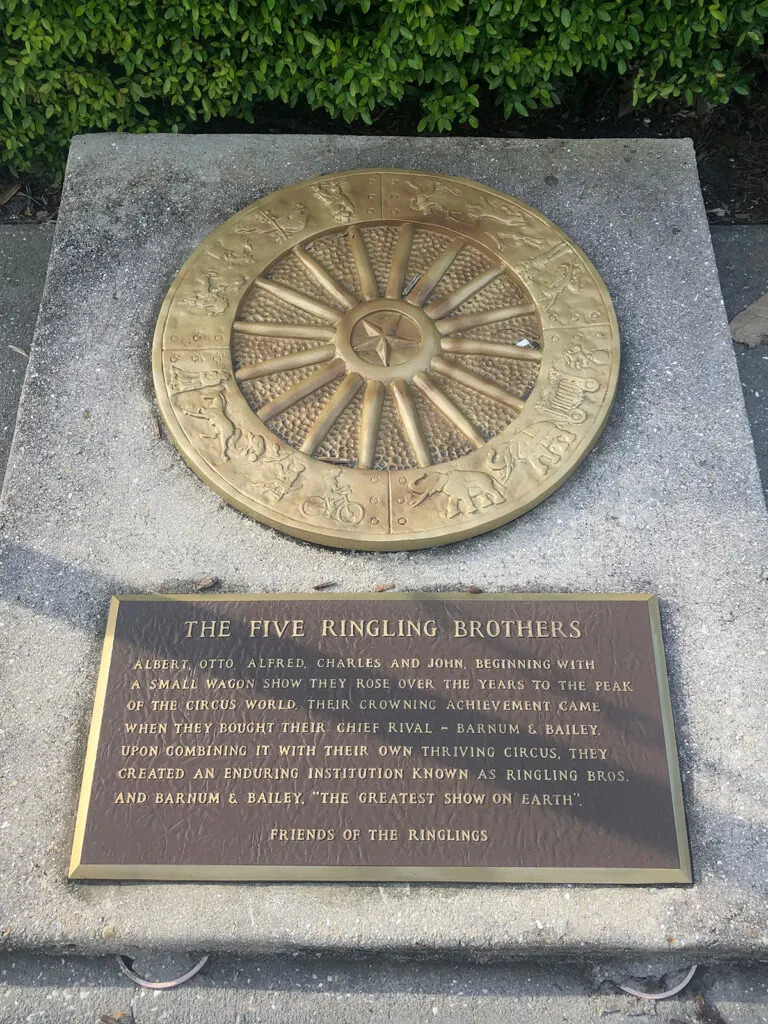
[{"left": 301, "top": 469, "right": 365, "bottom": 526}]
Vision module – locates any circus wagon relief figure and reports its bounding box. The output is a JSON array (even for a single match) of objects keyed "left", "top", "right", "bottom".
[
  {"left": 536, "top": 368, "right": 599, "bottom": 424},
  {"left": 534, "top": 344, "right": 605, "bottom": 426}
]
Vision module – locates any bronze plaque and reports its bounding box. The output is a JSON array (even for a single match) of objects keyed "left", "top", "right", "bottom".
[
  {"left": 70, "top": 594, "right": 690, "bottom": 883},
  {"left": 153, "top": 170, "right": 619, "bottom": 550}
]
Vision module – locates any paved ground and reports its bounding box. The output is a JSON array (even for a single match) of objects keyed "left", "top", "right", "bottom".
[
  {"left": 0, "top": 221, "right": 766, "bottom": 1020},
  {"left": 710, "top": 225, "right": 768, "bottom": 497},
  {"left": 0, "top": 225, "right": 54, "bottom": 487},
  {"left": 1, "top": 952, "right": 768, "bottom": 1024}
]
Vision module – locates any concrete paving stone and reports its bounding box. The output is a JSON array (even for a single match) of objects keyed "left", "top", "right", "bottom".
[
  {"left": 2, "top": 952, "right": 768, "bottom": 1024},
  {"left": 710, "top": 226, "right": 768, "bottom": 321},
  {"left": 1, "top": 160, "right": 767, "bottom": 1024},
  {"left": 710, "top": 225, "right": 768, "bottom": 500},
  {"left": 0, "top": 225, "right": 54, "bottom": 487},
  {"left": 0, "top": 135, "right": 767, "bottom": 960}
]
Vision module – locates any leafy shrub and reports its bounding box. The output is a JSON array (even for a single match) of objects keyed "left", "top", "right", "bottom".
[{"left": 2, "top": 0, "right": 767, "bottom": 177}]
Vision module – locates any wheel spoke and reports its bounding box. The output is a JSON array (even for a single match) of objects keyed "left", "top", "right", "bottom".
[
  {"left": 256, "top": 359, "right": 347, "bottom": 422},
  {"left": 424, "top": 267, "right": 503, "bottom": 320},
  {"left": 348, "top": 227, "right": 379, "bottom": 300},
  {"left": 440, "top": 337, "right": 543, "bottom": 363},
  {"left": 430, "top": 356, "right": 525, "bottom": 412},
  {"left": 435, "top": 301, "right": 536, "bottom": 335},
  {"left": 234, "top": 321, "right": 336, "bottom": 340},
  {"left": 385, "top": 222, "right": 415, "bottom": 299},
  {"left": 240, "top": 214, "right": 540, "bottom": 473},
  {"left": 412, "top": 372, "right": 485, "bottom": 448},
  {"left": 236, "top": 344, "right": 337, "bottom": 383},
  {"left": 391, "top": 379, "right": 432, "bottom": 468},
  {"left": 294, "top": 247, "right": 357, "bottom": 309},
  {"left": 358, "top": 380, "right": 385, "bottom": 470},
  {"left": 300, "top": 373, "right": 364, "bottom": 455},
  {"left": 252, "top": 277, "right": 341, "bottom": 323},
  {"left": 405, "top": 238, "right": 464, "bottom": 306}
]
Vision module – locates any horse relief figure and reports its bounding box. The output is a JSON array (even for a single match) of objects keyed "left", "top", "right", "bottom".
[
  {"left": 465, "top": 196, "right": 550, "bottom": 252},
  {"left": 405, "top": 179, "right": 466, "bottom": 220},
  {"left": 310, "top": 180, "right": 355, "bottom": 223},
  {"left": 489, "top": 421, "right": 577, "bottom": 481},
  {"left": 179, "top": 271, "right": 245, "bottom": 317},
  {"left": 408, "top": 470, "right": 506, "bottom": 519}
]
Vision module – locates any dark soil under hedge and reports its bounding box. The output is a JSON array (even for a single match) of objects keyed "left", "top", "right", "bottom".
[{"left": 2, "top": 69, "right": 766, "bottom": 225}]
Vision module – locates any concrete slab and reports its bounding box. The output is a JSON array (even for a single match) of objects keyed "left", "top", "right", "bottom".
[
  {"left": 0, "top": 135, "right": 766, "bottom": 960},
  {"left": 0, "top": 225, "right": 54, "bottom": 486}
]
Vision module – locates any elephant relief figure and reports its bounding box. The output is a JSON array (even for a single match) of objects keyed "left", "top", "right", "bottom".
[
  {"left": 489, "top": 421, "right": 576, "bottom": 480},
  {"left": 409, "top": 470, "right": 506, "bottom": 519}
]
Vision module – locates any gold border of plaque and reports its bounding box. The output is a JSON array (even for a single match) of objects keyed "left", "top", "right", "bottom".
[
  {"left": 70, "top": 594, "right": 691, "bottom": 884},
  {"left": 153, "top": 170, "right": 620, "bottom": 550}
]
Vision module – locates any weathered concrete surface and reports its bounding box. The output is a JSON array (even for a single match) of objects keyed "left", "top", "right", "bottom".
[
  {"left": 0, "top": 135, "right": 766, "bottom": 959},
  {"left": 3, "top": 952, "right": 768, "bottom": 1024},
  {"left": 0, "top": 225, "right": 54, "bottom": 486}
]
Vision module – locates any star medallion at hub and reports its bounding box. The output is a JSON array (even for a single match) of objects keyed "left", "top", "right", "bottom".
[{"left": 350, "top": 309, "right": 423, "bottom": 368}]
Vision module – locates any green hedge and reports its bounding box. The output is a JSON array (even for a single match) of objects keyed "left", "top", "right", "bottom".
[{"left": 2, "top": 0, "right": 767, "bottom": 177}]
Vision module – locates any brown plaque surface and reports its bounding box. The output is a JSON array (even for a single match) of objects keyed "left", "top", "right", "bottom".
[
  {"left": 70, "top": 594, "right": 691, "bottom": 883},
  {"left": 152, "top": 169, "right": 620, "bottom": 551}
]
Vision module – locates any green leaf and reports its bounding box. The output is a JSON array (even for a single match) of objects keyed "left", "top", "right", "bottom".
[{"left": 3, "top": 0, "right": 766, "bottom": 180}]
